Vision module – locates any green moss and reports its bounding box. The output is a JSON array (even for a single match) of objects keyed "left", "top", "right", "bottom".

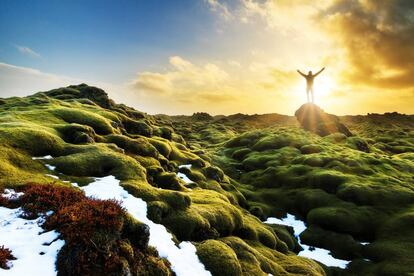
[
  {"left": 105, "top": 134, "right": 158, "bottom": 158},
  {"left": 306, "top": 206, "right": 384, "bottom": 240},
  {"left": 268, "top": 224, "right": 300, "bottom": 253},
  {"left": 148, "top": 137, "right": 172, "bottom": 158},
  {"left": 203, "top": 120, "right": 414, "bottom": 275},
  {"left": 196, "top": 240, "right": 242, "bottom": 276},
  {"left": 161, "top": 189, "right": 244, "bottom": 240},
  {"left": 225, "top": 131, "right": 265, "bottom": 148},
  {"left": 231, "top": 148, "right": 252, "bottom": 160},
  {"left": 52, "top": 107, "right": 114, "bottom": 135},
  {"left": 123, "top": 118, "right": 153, "bottom": 136},
  {"left": 202, "top": 166, "right": 225, "bottom": 182},
  {"left": 221, "top": 237, "right": 325, "bottom": 276},
  {"left": 51, "top": 145, "right": 147, "bottom": 181},
  {"left": 179, "top": 167, "right": 206, "bottom": 182},
  {"left": 300, "top": 226, "right": 362, "bottom": 259},
  {"left": 252, "top": 135, "right": 305, "bottom": 151},
  {"left": 235, "top": 214, "right": 277, "bottom": 249},
  {"left": 4, "top": 85, "right": 413, "bottom": 275},
  {"left": 300, "top": 144, "right": 322, "bottom": 154},
  {"left": 154, "top": 172, "right": 184, "bottom": 191},
  {"left": 54, "top": 123, "right": 96, "bottom": 144},
  {"left": 0, "top": 145, "right": 54, "bottom": 186},
  {"left": 0, "top": 124, "right": 65, "bottom": 156}
]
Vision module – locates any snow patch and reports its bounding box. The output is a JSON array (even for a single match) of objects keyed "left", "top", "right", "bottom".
[
  {"left": 32, "top": 155, "right": 53, "bottom": 160},
  {"left": 178, "top": 164, "right": 192, "bottom": 169},
  {"left": 265, "top": 214, "right": 350, "bottom": 268},
  {"left": 177, "top": 173, "right": 193, "bottom": 184},
  {"left": 177, "top": 164, "right": 194, "bottom": 184},
  {"left": 45, "top": 164, "right": 56, "bottom": 171},
  {"left": 32, "top": 155, "right": 56, "bottom": 171},
  {"left": 79, "top": 176, "right": 211, "bottom": 276},
  {"left": 1, "top": 189, "right": 24, "bottom": 200},
  {"left": 45, "top": 174, "right": 59, "bottom": 180},
  {"left": 0, "top": 207, "right": 64, "bottom": 275}
]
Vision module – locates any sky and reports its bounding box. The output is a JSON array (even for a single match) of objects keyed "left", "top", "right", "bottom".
[{"left": 1, "top": 0, "right": 413, "bottom": 115}]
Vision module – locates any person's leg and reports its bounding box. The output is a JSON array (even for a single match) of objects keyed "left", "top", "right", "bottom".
[
  {"left": 311, "top": 87, "right": 314, "bottom": 103},
  {"left": 306, "top": 87, "right": 310, "bottom": 103}
]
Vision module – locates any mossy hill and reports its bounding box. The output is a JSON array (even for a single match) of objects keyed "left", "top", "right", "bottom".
[
  {"left": 170, "top": 106, "right": 414, "bottom": 275},
  {"left": 1, "top": 84, "right": 413, "bottom": 275}
]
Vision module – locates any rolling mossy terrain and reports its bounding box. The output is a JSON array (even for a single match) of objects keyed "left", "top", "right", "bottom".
[
  {"left": 0, "top": 84, "right": 326, "bottom": 275},
  {"left": 170, "top": 108, "right": 414, "bottom": 275}
]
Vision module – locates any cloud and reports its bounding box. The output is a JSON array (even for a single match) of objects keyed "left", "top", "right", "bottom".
[
  {"left": 205, "top": 1, "right": 414, "bottom": 108},
  {"left": 129, "top": 55, "right": 304, "bottom": 115},
  {"left": 0, "top": 62, "right": 77, "bottom": 97},
  {"left": 14, "top": 45, "right": 41, "bottom": 58},
  {"left": 240, "top": 0, "right": 328, "bottom": 32},
  {"left": 205, "top": 0, "right": 233, "bottom": 20},
  {"left": 318, "top": 0, "right": 414, "bottom": 91},
  {"left": 199, "top": 93, "right": 234, "bottom": 102},
  {"left": 132, "top": 72, "right": 171, "bottom": 94},
  {"left": 227, "top": 60, "right": 241, "bottom": 67},
  {"left": 131, "top": 56, "right": 229, "bottom": 97},
  {"left": 0, "top": 62, "right": 123, "bottom": 101},
  {"left": 207, "top": 0, "right": 330, "bottom": 38}
]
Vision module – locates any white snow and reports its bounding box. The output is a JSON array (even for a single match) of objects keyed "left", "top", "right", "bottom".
[
  {"left": 32, "top": 155, "right": 53, "bottom": 160},
  {"left": 177, "top": 165, "right": 194, "bottom": 184},
  {"left": 1, "top": 189, "right": 24, "bottom": 200},
  {"left": 80, "top": 176, "right": 211, "bottom": 276},
  {"left": 0, "top": 207, "right": 64, "bottom": 275},
  {"left": 44, "top": 164, "right": 56, "bottom": 171},
  {"left": 265, "top": 214, "right": 350, "bottom": 268},
  {"left": 0, "top": 189, "right": 64, "bottom": 275},
  {"left": 177, "top": 173, "right": 193, "bottom": 184},
  {"left": 178, "top": 164, "right": 192, "bottom": 169},
  {"left": 45, "top": 174, "right": 59, "bottom": 180},
  {"left": 32, "top": 155, "right": 56, "bottom": 171}
]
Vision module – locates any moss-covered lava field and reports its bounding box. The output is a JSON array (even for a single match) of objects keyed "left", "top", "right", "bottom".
[{"left": 1, "top": 84, "right": 413, "bottom": 275}]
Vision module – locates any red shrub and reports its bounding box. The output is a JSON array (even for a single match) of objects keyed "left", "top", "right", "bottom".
[
  {"left": 0, "top": 195, "right": 8, "bottom": 207},
  {"left": 45, "top": 198, "right": 124, "bottom": 244},
  {"left": 12, "top": 183, "right": 172, "bottom": 275},
  {"left": 20, "top": 184, "right": 84, "bottom": 217},
  {"left": 0, "top": 246, "right": 16, "bottom": 270},
  {"left": 0, "top": 193, "right": 18, "bottom": 209},
  {"left": 0, "top": 188, "right": 11, "bottom": 207}
]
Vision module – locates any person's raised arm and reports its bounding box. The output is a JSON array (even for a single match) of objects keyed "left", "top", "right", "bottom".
[
  {"left": 297, "top": 70, "right": 306, "bottom": 77},
  {"left": 315, "top": 67, "right": 325, "bottom": 76}
]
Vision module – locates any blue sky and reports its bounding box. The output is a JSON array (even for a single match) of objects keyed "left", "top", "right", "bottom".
[
  {"left": 0, "top": 0, "right": 217, "bottom": 82},
  {"left": 1, "top": 0, "right": 413, "bottom": 115}
]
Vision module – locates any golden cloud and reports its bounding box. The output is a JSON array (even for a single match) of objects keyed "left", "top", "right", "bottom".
[
  {"left": 319, "top": 0, "right": 414, "bottom": 90},
  {"left": 129, "top": 56, "right": 302, "bottom": 114}
]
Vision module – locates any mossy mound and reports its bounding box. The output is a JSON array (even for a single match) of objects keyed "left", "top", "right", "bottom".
[
  {"left": 0, "top": 85, "right": 324, "bottom": 275},
  {"left": 205, "top": 121, "right": 414, "bottom": 275},
  {"left": 169, "top": 107, "right": 414, "bottom": 275},
  {"left": 4, "top": 85, "right": 411, "bottom": 275}
]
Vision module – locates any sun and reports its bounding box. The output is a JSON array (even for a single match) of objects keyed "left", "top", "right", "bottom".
[
  {"left": 313, "top": 74, "right": 337, "bottom": 106},
  {"left": 315, "top": 75, "right": 334, "bottom": 97}
]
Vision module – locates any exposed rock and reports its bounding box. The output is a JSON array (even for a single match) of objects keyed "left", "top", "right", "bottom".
[{"left": 295, "top": 103, "right": 352, "bottom": 137}]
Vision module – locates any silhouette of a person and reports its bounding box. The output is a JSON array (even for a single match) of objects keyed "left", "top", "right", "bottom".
[{"left": 297, "top": 67, "right": 325, "bottom": 103}]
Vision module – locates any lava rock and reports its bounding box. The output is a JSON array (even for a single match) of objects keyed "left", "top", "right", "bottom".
[{"left": 295, "top": 103, "right": 353, "bottom": 137}]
